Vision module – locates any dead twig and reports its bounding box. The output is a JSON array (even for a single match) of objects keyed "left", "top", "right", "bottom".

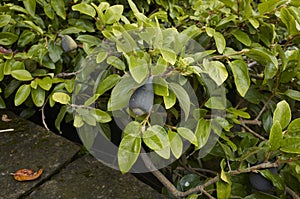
[{"left": 241, "top": 123, "right": 266, "bottom": 141}]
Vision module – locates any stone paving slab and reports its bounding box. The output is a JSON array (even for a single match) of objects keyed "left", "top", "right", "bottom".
[
  {"left": 0, "top": 110, "right": 81, "bottom": 199},
  {"left": 0, "top": 111, "right": 169, "bottom": 199},
  {"left": 28, "top": 154, "right": 168, "bottom": 199}
]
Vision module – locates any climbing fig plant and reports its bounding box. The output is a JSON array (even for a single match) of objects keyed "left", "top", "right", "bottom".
[{"left": 1, "top": 0, "right": 300, "bottom": 198}]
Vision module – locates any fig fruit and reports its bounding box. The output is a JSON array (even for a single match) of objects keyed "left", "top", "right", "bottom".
[{"left": 61, "top": 35, "right": 77, "bottom": 52}]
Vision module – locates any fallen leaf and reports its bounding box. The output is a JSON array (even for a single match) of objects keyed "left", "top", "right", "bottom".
[
  {"left": 2, "top": 114, "right": 12, "bottom": 122},
  {"left": 12, "top": 169, "right": 43, "bottom": 181}
]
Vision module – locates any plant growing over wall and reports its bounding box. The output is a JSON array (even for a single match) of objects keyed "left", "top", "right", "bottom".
[{"left": 1, "top": 0, "right": 300, "bottom": 198}]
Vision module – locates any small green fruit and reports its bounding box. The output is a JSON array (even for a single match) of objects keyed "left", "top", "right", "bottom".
[{"left": 61, "top": 35, "right": 77, "bottom": 52}]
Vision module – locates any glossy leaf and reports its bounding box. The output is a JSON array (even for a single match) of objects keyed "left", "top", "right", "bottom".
[
  {"left": 104, "top": 5, "right": 124, "bottom": 24},
  {"left": 14, "top": 84, "right": 31, "bottom": 106},
  {"left": 0, "top": 32, "right": 18, "bottom": 46},
  {"left": 177, "top": 127, "right": 198, "bottom": 147},
  {"left": 31, "top": 86, "right": 45, "bottom": 107},
  {"left": 72, "top": 3, "right": 96, "bottom": 18},
  {"left": 51, "top": 0, "right": 66, "bottom": 19},
  {"left": 168, "top": 130, "right": 183, "bottom": 159},
  {"left": 229, "top": 60, "right": 250, "bottom": 97},
  {"left": 107, "top": 56, "right": 126, "bottom": 71},
  {"left": 128, "top": 54, "right": 149, "bottom": 84},
  {"left": 96, "top": 74, "right": 121, "bottom": 96},
  {"left": 23, "top": 0, "right": 36, "bottom": 16},
  {"left": 273, "top": 100, "right": 291, "bottom": 129},
  {"left": 153, "top": 77, "right": 169, "bottom": 96},
  {"left": 18, "top": 30, "right": 35, "bottom": 47},
  {"left": 96, "top": 51, "right": 108, "bottom": 63},
  {"left": 90, "top": 108, "right": 111, "bottom": 123},
  {"left": 169, "top": 82, "right": 190, "bottom": 120},
  {"left": 55, "top": 105, "right": 67, "bottom": 133},
  {"left": 48, "top": 40, "right": 63, "bottom": 63},
  {"left": 11, "top": 70, "right": 33, "bottom": 81},
  {"left": 268, "top": 121, "right": 282, "bottom": 151},
  {"left": 213, "top": 32, "right": 226, "bottom": 54},
  {"left": 0, "top": 15, "right": 11, "bottom": 28},
  {"left": 217, "top": 180, "right": 231, "bottom": 199},
  {"left": 143, "top": 125, "right": 169, "bottom": 151},
  {"left": 74, "top": 114, "right": 84, "bottom": 128},
  {"left": 123, "top": 121, "right": 142, "bottom": 137},
  {"left": 52, "top": 92, "right": 70, "bottom": 104},
  {"left": 280, "top": 7, "right": 298, "bottom": 35},
  {"left": 232, "top": 29, "right": 251, "bottom": 46},
  {"left": 203, "top": 59, "right": 228, "bottom": 86},
  {"left": 284, "top": 89, "right": 300, "bottom": 101},
  {"left": 37, "top": 77, "right": 52, "bottom": 91},
  {"left": 195, "top": 118, "right": 211, "bottom": 150},
  {"left": 118, "top": 135, "right": 141, "bottom": 173},
  {"left": 281, "top": 137, "right": 300, "bottom": 154},
  {"left": 287, "top": 118, "right": 300, "bottom": 137},
  {"left": 160, "top": 48, "right": 177, "bottom": 65},
  {"left": 163, "top": 90, "right": 176, "bottom": 109},
  {"left": 259, "top": 169, "right": 284, "bottom": 191}
]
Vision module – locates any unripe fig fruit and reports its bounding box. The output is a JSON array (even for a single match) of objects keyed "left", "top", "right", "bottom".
[
  {"left": 129, "top": 77, "right": 154, "bottom": 116},
  {"left": 61, "top": 35, "right": 77, "bottom": 52},
  {"left": 249, "top": 167, "right": 277, "bottom": 192}
]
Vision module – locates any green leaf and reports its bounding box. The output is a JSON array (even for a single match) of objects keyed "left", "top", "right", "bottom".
[
  {"left": 287, "top": 118, "right": 300, "bottom": 137},
  {"left": 284, "top": 89, "right": 300, "bottom": 101},
  {"left": 153, "top": 77, "right": 169, "bottom": 96},
  {"left": 203, "top": 59, "right": 228, "bottom": 86},
  {"left": 108, "top": 75, "right": 138, "bottom": 111},
  {"left": 160, "top": 48, "right": 177, "bottom": 65},
  {"left": 217, "top": 180, "right": 231, "bottom": 199},
  {"left": 74, "top": 114, "right": 84, "bottom": 128},
  {"left": 44, "top": 3, "right": 55, "bottom": 19},
  {"left": 128, "top": 54, "right": 149, "bottom": 84},
  {"left": 72, "top": 3, "right": 96, "bottom": 18},
  {"left": 52, "top": 92, "right": 70, "bottom": 104},
  {"left": 24, "top": 21, "right": 43, "bottom": 35},
  {"left": 177, "top": 127, "right": 198, "bottom": 147},
  {"left": 229, "top": 60, "right": 250, "bottom": 97},
  {"left": 258, "top": 0, "right": 285, "bottom": 15},
  {"left": 244, "top": 192, "right": 280, "bottom": 199},
  {"left": 11, "top": 70, "right": 33, "bottom": 81},
  {"left": 226, "top": 107, "right": 250, "bottom": 119},
  {"left": 18, "top": 30, "right": 35, "bottom": 47},
  {"left": 90, "top": 108, "right": 111, "bottom": 123},
  {"left": 96, "top": 51, "right": 108, "bottom": 63},
  {"left": 31, "top": 86, "right": 45, "bottom": 107},
  {"left": 232, "top": 29, "right": 251, "bottom": 46},
  {"left": 281, "top": 137, "right": 300, "bottom": 154},
  {"left": 168, "top": 130, "right": 183, "bottom": 159},
  {"left": 143, "top": 125, "right": 169, "bottom": 151},
  {"left": 268, "top": 121, "right": 282, "bottom": 151},
  {"left": 64, "top": 79, "right": 74, "bottom": 93},
  {"left": 51, "top": 0, "right": 66, "bottom": 19},
  {"left": 55, "top": 105, "right": 67, "bottom": 133},
  {"left": 37, "top": 76, "right": 52, "bottom": 91},
  {"left": 273, "top": 100, "right": 291, "bottom": 129},
  {"left": 107, "top": 56, "right": 126, "bottom": 71},
  {"left": 104, "top": 5, "right": 124, "bottom": 24},
  {"left": 169, "top": 82, "right": 190, "bottom": 121},
  {"left": 280, "top": 7, "right": 298, "bottom": 35},
  {"left": 0, "top": 15, "right": 11, "bottom": 28},
  {"left": 96, "top": 74, "right": 121, "bottom": 96},
  {"left": 213, "top": 32, "right": 226, "bottom": 54},
  {"left": 76, "top": 35, "right": 101, "bottom": 46},
  {"left": 14, "top": 84, "right": 31, "bottom": 106},
  {"left": 77, "top": 108, "right": 96, "bottom": 126},
  {"left": 48, "top": 40, "right": 63, "bottom": 63},
  {"left": 4, "top": 80, "right": 21, "bottom": 98},
  {"left": 205, "top": 96, "right": 226, "bottom": 110},
  {"left": 118, "top": 135, "right": 141, "bottom": 173},
  {"left": 23, "top": 0, "right": 36, "bottom": 17},
  {"left": 163, "top": 90, "right": 176, "bottom": 109},
  {"left": 195, "top": 118, "right": 211, "bottom": 150},
  {"left": 259, "top": 169, "right": 284, "bottom": 191},
  {"left": 0, "top": 96, "right": 6, "bottom": 109},
  {"left": 123, "top": 121, "right": 142, "bottom": 137},
  {"left": 0, "top": 32, "right": 18, "bottom": 46}
]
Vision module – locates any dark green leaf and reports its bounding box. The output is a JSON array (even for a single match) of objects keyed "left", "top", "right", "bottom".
[
  {"left": 169, "top": 82, "right": 190, "bottom": 121},
  {"left": 0, "top": 96, "right": 6, "bottom": 109},
  {"left": 14, "top": 84, "right": 31, "bottom": 106},
  {"left": 51, "top": 0, "right": 66, "bottom": 19},
  {"left": 195, "top": 118, "right": 211, "bottom": 150},
  {"left": 284, "top": 89, "right": 300, "bottom": 101},
  {"left": 31, "top": 86, "right": 45, "bottom": 107},
  {"left": 0, "top": 32, "right": 18, "bottom": 46},
  {"left": 48, "top": 40, "right": 63, "bottom": 63},
  {"left": 0, "top": 15, "right": 11, "bottom": 28},
  {"left": 18, "top": 30, "right": 35, "bottom": 47},
  {"left": 23, "top": 0, "right": 36, "bottom": 17}
]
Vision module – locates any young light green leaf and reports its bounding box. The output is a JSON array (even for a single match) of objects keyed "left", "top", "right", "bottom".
[
  {"left": 104, "top": 5, "right": 124, "bottom": 24},
  {"left": 14, "top": 84, "right": 31, "bottom": 106},
  {"left": 128, "top": 54, "right": 149, "bottom": 84},
  {"left": 287, "top": 118, "right": 300, "bottom": 137},
  {"left": 74, "top": 114, "right": 84, "bottom": 128},
  {"left": 153, "top": 77, "right": 169, "bottom": 96},
  {"left": 284, "top": 89, "right": 300, "bottom": 101},
  {"left": 123, "top": 121, "right": 142, "bottom": 137},
  {"left": 168, "top": 130, "right": 183, "bottom": 159},
  {"left": 203, "top": 59, "right": 228, "bottom": 86},
  {"left": 51, "top": 0, "right": 66, "bottom": 19},
  {"left": 52, "top": 92, "right": 70, "bottom": 104},
  {"left": 281, "top": 137, "right": 300, "bottom": 154},
  {"left": 163, "top": 90, "right": 176, "bottom": 109},
  {"left": 217, "top": 180, "right": 231, "bottom": 199},
  {"left": 11, "top": 70, "right": 33, "bottom": 81},
  {"left": 90, "top": 108, "right": 111, "bottom": 123},
  {"left": 143, "top": 125, "right": 169, "bottom": 151},
  {"left": 169, "top": 82, "right": 190, "bottom": 121},
  {"left": 268, "top": 121, "right": 282, "bottom": 151},
  {"left": 118, "top": 135, "right": 141, "bottom": 173},
  {"left": 177, "top": 127, "right": 198, "bottom": 147},
  {"left": 107, "top": 56, "right": 126, "bottom": 71},
  {"left": 213, "top": 32, "right": 226, "bottom": 54},
  {"left": 160, "top": 48, "right": 177, "bottom": 65},
  {"left": 55, "top": 105, "right": 67, "bottom": 133},
  {"left": 195, "top": 118, "right": 211, "bottom": 150},
  {"left": 280, "top": 7, "right": 298, "bottom": 35},
  {"left": 229, "top": 60, "right": 250, "bottom": 97},
  {"left": 37, "top": 76, "right": 52, "bottom": 91},
  {"left": 96, "top": 51, "right": 108, "bottom": 63},
  {"left": 273, "top": 100, "right": 291, "bottom": 129},
  {"left": 31, "top": 86, "right": 45, "bottom": 107},
  {"left": 72, "top": 3, "right": 96, "bottom": 18}
]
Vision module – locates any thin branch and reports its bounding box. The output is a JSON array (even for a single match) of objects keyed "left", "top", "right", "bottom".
[
  {"left": 240, "top": 119, "right": 262, "bottom": 126},
  {"left": 241, "top": 123, "right": 266, "bottom": 141},
  {"left": 55, "top": 69, "right": 82, "bottom": 78},
  {"left": 255, "top": 94, "right": 274, "bottom": 120},
  {"left": 40, "top": 96, "right": 50, "bottom": 131},
  {"left": 286, "top": 186, "right": 300, "bottom": 199}
]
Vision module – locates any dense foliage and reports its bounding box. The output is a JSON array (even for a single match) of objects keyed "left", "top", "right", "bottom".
[{"left": 1, "top": 0, "right": 300, "bottom": 198}]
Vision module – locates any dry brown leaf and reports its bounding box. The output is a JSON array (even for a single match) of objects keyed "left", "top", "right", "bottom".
[
  {"left": 2, "top": 114, "right": 12, "bottom": 122},
  {"left": 12, "top": 169, "right": 43, "bottom": 181}
]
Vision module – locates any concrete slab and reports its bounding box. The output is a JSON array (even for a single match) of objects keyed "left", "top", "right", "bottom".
[
  {"left": 28, "top": 154, "right": 168, "bottom": 199},
  {"left": 0, "top": 111, "right": 81, "bottom": 199}
]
